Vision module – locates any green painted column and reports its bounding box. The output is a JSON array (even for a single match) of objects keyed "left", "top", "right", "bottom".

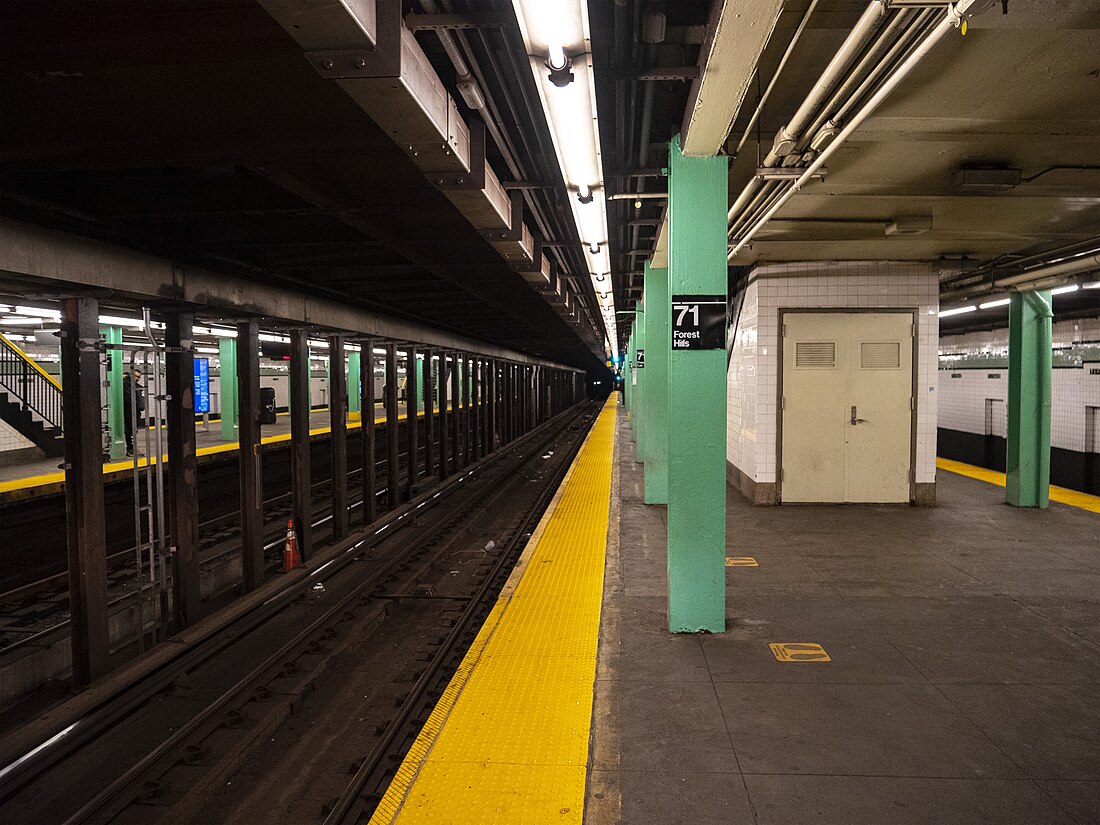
[
  {"left": 635, "top": 297, "right": 646, "bottom": 460},
  {"left": 643, "top": 262, "right": 670, "bottom": 504},
  {"left": 625, "top": 331, "right": 634, "bottom": 421},
  {"left": 1006, "top": 290, "right": 1053, "bottom": 508},
  {"left": 219, "top": 336, "right": 238, "bottom": 441},
  {"left": 348, "top": 350, "right": 361, "bottom": 419},
  {"left": 666, "top": 134, "right": 728, "bottom": 633},
  {"left": 101, "top": 325, "right": 126, "bottom": 460}
]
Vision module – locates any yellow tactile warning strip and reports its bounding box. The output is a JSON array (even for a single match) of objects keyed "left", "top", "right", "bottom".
[
  {"left": 370, "top": 399, "right": 617, "bottom": 825},
  {"left": 936, "top": 457, "right": 1100, "bottom": 514},
  {"left": 725, "top": 556, "right": 759, "bottom": 567},
  {"left": 0, "top": 406, "right": 442, "bottom": 496},
  {"left": 770, "top": 642, "right": 832, "bottom": 663}
]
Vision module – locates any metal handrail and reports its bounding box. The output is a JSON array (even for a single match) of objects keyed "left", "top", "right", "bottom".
[{"left": 0, "top": 333, "right": 63, "bottom": 431}]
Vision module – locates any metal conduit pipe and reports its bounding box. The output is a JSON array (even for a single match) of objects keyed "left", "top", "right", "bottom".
[
  {"left": 831, "top": 10, "right": 938, "bottom": 125},
  {"left": 799, "top": 9, "right": 919, "bottom": 154},
  {"left": 733, "top": 0, "right": 822, "bottom": 159},
  {"left": 730, "top": 0, "right": 978, "bottom": 259},
  {"left": 729, "top": 181, "right": 784, "bottom": 239},
  {"left": 763, "top": 0, "right": 888, "bottom": 167}
]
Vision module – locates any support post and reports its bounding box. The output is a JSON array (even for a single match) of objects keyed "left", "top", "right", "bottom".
[
  {"left": 635, "top": 299, "right": 646, "bottom": 456},
  {"left": 405, "top": 345, "right": 419, "bottom": 498},
  {"left": 101, "top": 325, "right": 126, "bottom": 460},
  {"left": 166, "top": 311, "right": 201, "bottom": 629},
  {"left": 360, "top": 341, "right": 377, "bottom": 523},
  {"left": 472, "top": 358, "right": 482, "bottom": 459},
  {"left": 237, "top": 321, "right": 264, "bottom": 591},
  {"left": 487, "top": 359, "right": 497, "bottom": 450},
  {"left": 1006, "top": 290, "right": 1053, "bottom": 508},
  {"left": 385, "top": 342, "right": 400, "bottom": 508},
  {"left": 505, "top": 363, "right": 514, "bottom": 442},
  {"left": 61, "top": 297, "right": 109, "bottom": 685},
  {"left": 329, "top": 334, "right": 349, "bottom": 540},
  {"left": 666, "top": 134, "right": 727, "bottom": 633},
  {"left": 219, "top": 336, "right": 238, "bottom": 441},
  {"left": 423, "top": 348, "right": 435, "bottom": 477},
  {"left": 439, "top": 353, "right": 450, "bottom": 480},
  {"left": 644, "top": 261, "right": 670, "bottom": 504},
  {"left": 460, "top": 355, "right": 471, "bottom": 467},
  {"left": 289, "top": 330, "right": 313, "bottom": 559},
  {"left": 450, "top": 353, "right": 461, "bottom": 463}
]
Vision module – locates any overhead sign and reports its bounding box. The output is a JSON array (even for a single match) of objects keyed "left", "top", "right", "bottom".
[
  {"left": 636, "top": 348, "right": 645, "bottom": 368},
  {"left": 671, "top": 295, "right": 725, "bottom": 350},
  {"left": 194, "top": 357, "right": 210, "bottom": 414}
]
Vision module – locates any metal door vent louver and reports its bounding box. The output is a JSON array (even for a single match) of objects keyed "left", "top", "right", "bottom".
[
  {"left": 861, "top": 341, "right": 901, "bottom": 369},
  {"left": 794, "top": 341, "right": 836, "bottom": 368}
]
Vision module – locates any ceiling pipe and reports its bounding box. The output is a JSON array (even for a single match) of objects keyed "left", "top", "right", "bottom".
[
  {"left": 732, "top": 0, "right": 822, "bottom": 158},
  {"left": 940, "top": 252, "right": 1100, "bottom": 302},
  {"left": 730, "top": 0, "right": 979, "bottom": 259},
  {"left": 763, "top": 0, "right": 888, "bottom": 168}
]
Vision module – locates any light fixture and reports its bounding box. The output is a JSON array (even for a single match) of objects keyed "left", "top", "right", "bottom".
[
  {"left": 938, "top": 305, "right": 977, "bottom": 318},
  {"left": 511, "top": 0, "right": 617, "bottom": 358},
  {"left": 1083, "top": 281, "right": 1100, "bottom": 290},
  {"left": 195, "top": 346, "right": 219, "bottom": 354},
  {"left": 1051, "top": 284, "right": 1079, "bottom": 296},
  {"left": 15, "top": 306, "right": 61, "bottom": 320},
  {"left": 978, "top": 298, "right": 1010, "bottom": 309},
  {"left": 634, "top": 199, "right": 642, "bottom": 209},
  {"left": 1, "top": 316, "right": 44, "bottom": 325},
  {"left": 545, "top": 45, "right": 574, "bottom": 87}
]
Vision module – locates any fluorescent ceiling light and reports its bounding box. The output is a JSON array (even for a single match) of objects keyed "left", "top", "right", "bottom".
[
  {"left": 978, "top": 298, "right": 1010, "bottom": 309},
  {"left": 938, "top": 306, "right": 977, "bottom": 317},
  {"left": 511, "top": 0, "right": 617, "bottom": 359},
  {"left": 1051, "top": 284, "right": 1079, "bottom": 296},
  {"left": 1, "top": 316, "right": 45, "bottom": 325},
  {"left": 1083, "top": 281, "right": 1100, "bottom": 290},
  {"left": 15, "top": 306, "right": 61, "bottom": 320},
  {"left": 195, "top": 346, "right": 219, "bottom": 354}
]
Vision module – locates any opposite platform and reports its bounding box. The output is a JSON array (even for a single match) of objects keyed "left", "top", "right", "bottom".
[{"left": 370, "top": 399, "right": 617, "bottom": 824}]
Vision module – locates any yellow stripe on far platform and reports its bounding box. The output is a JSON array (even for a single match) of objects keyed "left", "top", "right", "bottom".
[
  {"left": 370, "top": 400, "right": 617, "bottom": 825},
  {"left": 936, "top": 457, "right": 1100, "bottom": 514}
]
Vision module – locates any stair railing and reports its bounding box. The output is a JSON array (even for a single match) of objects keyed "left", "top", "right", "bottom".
[{"left": 0, "top": 333, "right": 63, "bottom": 431}]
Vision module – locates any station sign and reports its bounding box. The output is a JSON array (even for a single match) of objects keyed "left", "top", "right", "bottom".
[
  {"left": 194, "top": 357, "right": 210, "bottom": 413},
  {"left": 671, "top": 295, "right": 725, "bottom": 350},
  {"left": 636, "top": 348, "right": 644, "bottom": 368}
]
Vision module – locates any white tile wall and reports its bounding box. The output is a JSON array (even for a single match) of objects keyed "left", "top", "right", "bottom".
[
  {"left": 0, "top": 417, "right": 35, "bottom": 453},
  {"left": 939, "top": 364, "right": 1100, "bottom": 454},
  {"left": 727, "top": 261, "right": 940, "bottom": 487}
]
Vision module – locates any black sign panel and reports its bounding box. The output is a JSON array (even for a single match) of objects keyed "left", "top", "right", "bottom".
[
  {"left": 636, "top": 348, "right": 645, "bottom": 368},
  {"left": 671, "top": 295, "right": 725, "bottom": 350}
]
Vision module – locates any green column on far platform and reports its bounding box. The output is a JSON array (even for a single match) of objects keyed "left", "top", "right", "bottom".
[
  {"left": 348, "top": 350, "right": 361, "bottom": 419},
  {"left": 643, "top": 261, "right": 670, "bottom": 504},
  {"left": 219, "top": 336, "right": 238, "bottom": 441},
  {"left": 666, "top": 134, "right": 728, "bottom": 634},
  {"left": 1006, "top": 290, "right": 1052, "bottom": 508},
  {"left": 101, "top": 325, "right": 126, "bottom": 460}
]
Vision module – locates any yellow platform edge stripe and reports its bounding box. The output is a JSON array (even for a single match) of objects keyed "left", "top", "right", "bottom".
[
  {"left": 936, "top": 457, "right": 1100, "bottom": 513},
  {"left": 0, "top": 405, "right": 453, "bottom": 496},
  {"left": 370, "top": 399, "right": 617, "bottom": 825}
]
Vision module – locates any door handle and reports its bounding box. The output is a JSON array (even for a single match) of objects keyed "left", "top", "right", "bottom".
[{"left": 850, "top": 406, "right": 868, "bottom": 425}]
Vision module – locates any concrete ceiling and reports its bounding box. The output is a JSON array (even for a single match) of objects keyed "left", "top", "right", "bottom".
[{"left": 726, "top": 1, "right": 1100, "bottom": 267}]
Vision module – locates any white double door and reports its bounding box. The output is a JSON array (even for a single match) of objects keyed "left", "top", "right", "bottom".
[{"left": 781, "top": 312, "right": 914, "bottom": 503}]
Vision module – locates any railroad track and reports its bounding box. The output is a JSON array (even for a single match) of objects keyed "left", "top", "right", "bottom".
[{"left": 0, "top": 403, "right": 595, "bottom": 825}]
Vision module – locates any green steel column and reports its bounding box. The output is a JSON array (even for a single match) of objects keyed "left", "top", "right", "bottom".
[
  {"left": 644, "top": 262, "right": 670, "bottom": 504},
  {"left": 666, "top": 134, "right": 728, "bottom": 633},
  {"left": 348, "top": 350, "right": 361, "bottom": 419},
  {"left": 101, "top": 325, "right": 126, "bottom": 460},
  {"left": 1006, "top": 290, "right": 1053, "bottom": 508},
  {"left": 625, "top": 332, "right": 634, "bottom": 420},
  {"left": 219, "top": 336, "right": 238, "bottom": 441},
  {"left": 635, "top": 297, "right": 646, "bottom": 460}
]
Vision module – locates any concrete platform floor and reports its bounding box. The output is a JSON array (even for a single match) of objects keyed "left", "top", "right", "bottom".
[
  {"left": 588, "top": 409, "right": 1099, "bottom": 825},
  {"left": 0, "top": 403, "right": 403, "bottom": 487}
]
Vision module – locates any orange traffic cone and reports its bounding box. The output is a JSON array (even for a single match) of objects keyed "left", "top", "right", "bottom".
[{"left": 284, "top": 518, "right": 301, "bottom": 572}]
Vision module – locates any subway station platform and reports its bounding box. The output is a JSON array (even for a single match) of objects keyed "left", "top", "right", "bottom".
[
  {"left": 0, "top": 403, "right": 408, "bottom": 497},
  {"left": 371, "top": 401, "right": 1099, "bottom": 824}
]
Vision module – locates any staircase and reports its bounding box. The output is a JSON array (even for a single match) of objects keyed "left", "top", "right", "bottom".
[{"left": 0, "top": 334, "right": 64, "bottom": 458}]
